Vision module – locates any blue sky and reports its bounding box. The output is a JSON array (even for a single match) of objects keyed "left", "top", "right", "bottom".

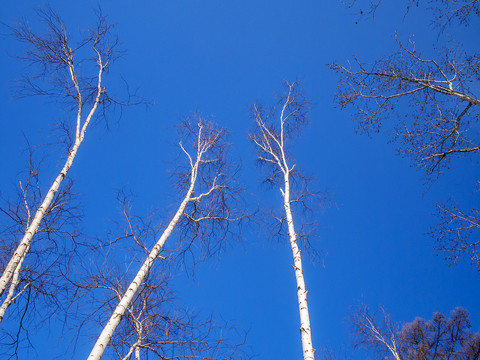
[{"left": 0, "top": 1, "right": 479, "bottom": 359}]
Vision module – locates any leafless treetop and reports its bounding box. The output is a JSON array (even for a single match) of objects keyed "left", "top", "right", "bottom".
[
  {"left": 331, "top": 38, "right": 480, "bottom": 179},
  {"left": 171, "top": 116, "right": 248, "bottom": 264}
]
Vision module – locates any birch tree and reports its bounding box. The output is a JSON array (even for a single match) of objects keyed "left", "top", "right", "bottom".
[
  {"left": 249, "top": 81, "right": 318, "bottom": 360},
  {"left": 88, "top": 116, "right": 243, "bottom": 360},
  {"left": 0, "top": 151, "right": 80, "bottom": 317},
  {"left": 0, "top": 154, "right": 85, "bottom": 357},
  {"left": 0, "top": 7, "right": 117, "bottom": 320},
  {"left": 73, "top": 198, "right": 246, "bottom": 360}
]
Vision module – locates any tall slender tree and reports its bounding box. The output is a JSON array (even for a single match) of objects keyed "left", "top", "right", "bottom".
[
  {"left": 0, "top": 7, "right": 119, "bottom": 320},
  {"left": 250, "top": 81, "right": 318, "bottom": 360},
  {"left": 88, "top": 116, "right": 244, "bottom": 360}
]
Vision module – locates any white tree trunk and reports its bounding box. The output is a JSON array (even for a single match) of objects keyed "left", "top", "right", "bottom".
[
  {"left": 0, "top": 65, "right": 102, "bottom": 311},
  {"left": 283, "top": 171, "right": 315, "bottom": 360},
  {"left": 0, "top": 243, "right": 30, "bottom": 321},
  {"left": 121, "top": 342, "right": 140, "bottom": 360},
  {"left": 87, "top": 169, "right": 197, "bottom": 360},
  {"left": 0, "top": 142, "right": 81, "bottom": 298}
]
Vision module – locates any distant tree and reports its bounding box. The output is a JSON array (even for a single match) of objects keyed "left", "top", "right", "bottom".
[
  {"left": 332, "top": 1, "right": 480, "bottom": 271},
  {"left": 88, "top": 116, "right": 245, "bottom": 360},
  {"left": 351, "top": 303, "right": 480, "bottom": 360},
  {"left": 249, "top": 81, "right": 323, "bottom": 360},
  {"left": 0, "top": 6, "right": 120, "bottom": 325}
]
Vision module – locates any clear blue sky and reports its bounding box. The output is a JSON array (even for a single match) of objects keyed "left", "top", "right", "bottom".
[{"left": 0, "top": 1, "right": 479, "bottom": 359}]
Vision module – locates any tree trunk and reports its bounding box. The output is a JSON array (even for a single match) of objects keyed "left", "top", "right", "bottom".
[
  {"left": 0, "top": 142, "right": 82, "bottom": 298},
  {"left": 0, "top": 243, "right": 30, "bottom": 321},
  {"left": 0, "top": 65, "right": 102, "bottom": 314},
  {"left": 283, "top": 171, "right": 315, "bottom": 360},
  {"left": 87, "top": 169, "right": 197, "bottom": 360}
]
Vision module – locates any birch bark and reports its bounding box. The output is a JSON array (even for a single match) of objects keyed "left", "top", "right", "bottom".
[
  {"left": 0, "top": 244, "right": 30, "bottom": 321},
  {"left": 88, "top": 120, "right": 214, "bottom": 360},
  {"left": 250, "top": 81, "right": 316, "bottom": 360},
  {"left": 283, "top": 171, "right": 315, "bottom": 360},
  {"left": 0, "top": 38, "right": 105, "bottom": 318},
  {"left": 87, "top": 177, "right": 196, "bottom": 360}
]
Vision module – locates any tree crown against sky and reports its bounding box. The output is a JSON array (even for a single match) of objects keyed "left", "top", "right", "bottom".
[{"left": 332, "top": 0, "right": 480, "bottom": 272}]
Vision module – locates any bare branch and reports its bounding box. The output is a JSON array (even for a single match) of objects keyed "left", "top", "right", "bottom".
[
  {"left": 331, "top": 45, "right": 480, "bottom": 165},
  {"left": 331, "top": 27, "right": 480, "bottom": 270},
  {"left": 249, "top": 81, "right": 319, "bottom": 360},
  {"left": 88, "top": 116, "right": 247, "bottom": 359},
  {"left": 434, "top": 198, "right": 480, "bottom": 271}
]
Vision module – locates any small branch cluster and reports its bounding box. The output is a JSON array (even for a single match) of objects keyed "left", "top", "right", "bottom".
[
  {"left": 249, "top": 81, "right": 308, "bottom": 184},
  {"left": 11, "top": 6, "right": 116, "bottom": 110},
  {"left": 434, "top": 198, "right": 480, "bottom": 271}
]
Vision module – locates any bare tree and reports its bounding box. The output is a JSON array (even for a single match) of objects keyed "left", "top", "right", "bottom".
[
  {"left": 331, "top": 4, "right": 480, "bottom": 270},
  {"left": 249, "top": 81, "right": 320, "bottom": 360},
  {"left": 88, "top": 116, "right": 244, "bottom": 360},
  {"left": 0, "top": 6, "right": 118, "bottom": 321},
  {"left": 80, "top": 242, "right": 245, "bottom": 360},
  {"left": 429, "top": 0, "right": 480, "bottom": 27},
  {"left": 351, "top": 303, "right": 480, "bottom": 360},
  {"left": 0, "top": 148, "right": 82, "bottom": 316}
]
